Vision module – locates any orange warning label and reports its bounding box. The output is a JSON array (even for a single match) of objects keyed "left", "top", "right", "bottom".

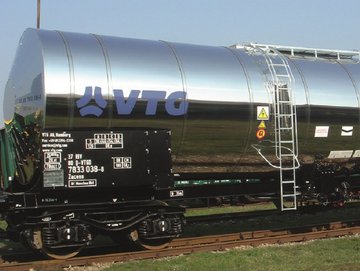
[{"left": 256, "top": 129, "right": 266, "bottom": 140}]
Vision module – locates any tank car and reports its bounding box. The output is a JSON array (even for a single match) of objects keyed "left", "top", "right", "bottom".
[{"left": 1, "top": 28, "right": 360, "bottom": 258}]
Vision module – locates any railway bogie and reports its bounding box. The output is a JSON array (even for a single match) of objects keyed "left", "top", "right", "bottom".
[{"left": 3, "top": 199, "right": 184, "bottom": 259}]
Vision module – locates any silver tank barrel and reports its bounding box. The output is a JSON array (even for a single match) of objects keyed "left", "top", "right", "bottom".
[{"left": 3, "top": 28, "right": 360, "bottom": 178}]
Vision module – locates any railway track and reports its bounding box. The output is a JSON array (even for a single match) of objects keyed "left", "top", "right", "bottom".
[{"left": 1, "top": 219, "right": 360, "bottom": 271}]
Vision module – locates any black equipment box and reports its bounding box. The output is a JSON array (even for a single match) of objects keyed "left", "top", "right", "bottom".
[{"left": 41, "top": 129, "right": 172, "bottom": 189}]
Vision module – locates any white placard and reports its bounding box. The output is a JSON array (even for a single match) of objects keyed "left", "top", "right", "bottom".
[
  {"left": 314, "top": 126, "right": 329, "bottom": 138},
  {"left": 341, "top": 126, "right": 353, "bottom": 136},
  {"left": 328, "top": 150, "right": 353, "bottom": 159}
]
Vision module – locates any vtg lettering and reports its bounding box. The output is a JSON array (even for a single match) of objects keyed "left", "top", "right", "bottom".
[
  {"left": 76, "top": 86, "right": 188, "bottom": 117},
  {"left": 113, "top": 90, "right": 188, "bottom": 116}
]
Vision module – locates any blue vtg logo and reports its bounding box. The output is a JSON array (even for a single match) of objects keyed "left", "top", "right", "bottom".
[{"left": 76, "top": 86, "right": 189, "bottom": 117}]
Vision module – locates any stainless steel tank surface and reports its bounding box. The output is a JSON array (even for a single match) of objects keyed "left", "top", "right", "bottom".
[{"left": 3, "top": 28, "right": 360, "bottom": 182}]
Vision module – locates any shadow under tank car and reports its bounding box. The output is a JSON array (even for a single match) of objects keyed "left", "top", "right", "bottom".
[{"left": 1, "top": 28, "right": 360, "bottom": 258}]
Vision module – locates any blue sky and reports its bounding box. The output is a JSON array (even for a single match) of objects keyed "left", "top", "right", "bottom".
[{"left": 0, "top": 0, "right": 359, "bottom": 121}]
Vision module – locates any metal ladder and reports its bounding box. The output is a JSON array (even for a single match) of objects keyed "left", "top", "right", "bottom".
[
  {"left": 249, "top": 44, "right": 299, "bottom": 210},
  {"left": 267, "top": 47, "right": 298, "bottom": 211}
]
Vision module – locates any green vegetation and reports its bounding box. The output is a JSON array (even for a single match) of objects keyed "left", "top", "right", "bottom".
[{"left": 103, "top": 236, "right": 360, "bottom": 271}]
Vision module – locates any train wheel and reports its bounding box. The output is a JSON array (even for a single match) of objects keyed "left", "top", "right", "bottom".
[
  {"left": 30, "top": 229, "right": 83, "bottom": 259},
  {"left": 129, "top": 229, "right": 171, "bottom": 250},
  {"left": 41, "top": 246, "right": 82, "bottom": 260}
]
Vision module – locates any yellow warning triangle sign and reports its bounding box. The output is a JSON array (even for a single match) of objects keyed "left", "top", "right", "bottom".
[
  {"left": 258, "top": 120, "right": 266, "bottom": 129},
  {"left": 257, "top": 108, "right": 269, "bottom": 120}
]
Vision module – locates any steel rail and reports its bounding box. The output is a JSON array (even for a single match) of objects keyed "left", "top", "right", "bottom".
[{"left": 1, "top": 220, "right": 360, "bottom": 271}]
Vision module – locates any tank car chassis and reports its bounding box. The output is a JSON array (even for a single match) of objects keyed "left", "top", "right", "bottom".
[{"left": 1, "top": 127, "right": 359, "bottom": 259}]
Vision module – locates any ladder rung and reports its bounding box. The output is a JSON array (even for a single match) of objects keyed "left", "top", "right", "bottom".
[
  {"left": 280, "top": 154, "right": 295, "bottom": 157},
  {"left": 280, "top": 140, "right": 294, "bottom": 143},
  {"left": 276, "top": 74, "right": 290, "bottom": 77},
  {"left": 277, "top": 125, "right": 293, "bottom": 128},
  {"left": 282, "top": 194, "right": 296, "bottom": 198},
  {"left": 282, "top": 207, "right": 297, "bottom": 210},
  {"left": 277, "top": 87, "right": 290, "bottom": 90},
  {"left": 280, "top": 166, "right": 296, "bottom": 170},
  {"left": 278, "top": 114, "right": 293, "bottom": 117},
  {"left": 285, "top": 185, "right": 301, "bottom": 189},
  {"left": 282, "top": 180, "right": 296, "bottom": 184}
]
